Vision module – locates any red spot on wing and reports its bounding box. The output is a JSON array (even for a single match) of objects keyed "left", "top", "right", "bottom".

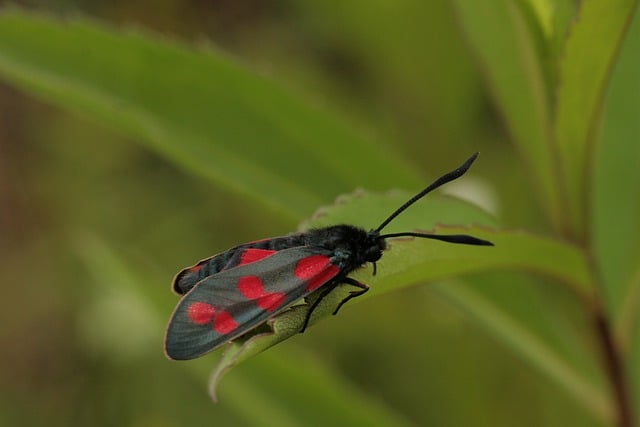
[
  {"left": 257, "top": 293, "right": 286, "bottom": 312},
  {"left": 213, "top": 311, "right": 238, "bottom": 334},
  {"left": 294, "top": 255, "right": 340, "bottom": 291},
  {"left": 187, "top": 302, "right": 239, "bottom": 334},
  {"left": 189, "top": 264, "right": 203, "bottom": 272},
  {"left": 306, "top": 266, "right": 340, "bottom": 291},
  {"left": 239, "top": 248, "right": 277, "bottom": 266},
  {"left": 187, "top": 302, "right": 216, "bottom": 325},
  {"left": 294, "top": 255, "right": 330, "bottom": 279},
  {"left": 237, "top": 275, "right": 265, "bottom": 299},
  {"left": 238, "top": 275, "right": 288, "bottom": 312}
]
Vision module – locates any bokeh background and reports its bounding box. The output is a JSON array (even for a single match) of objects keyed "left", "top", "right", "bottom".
[{"left": 0, "top": 1, "right": 638, "bottom": 426}]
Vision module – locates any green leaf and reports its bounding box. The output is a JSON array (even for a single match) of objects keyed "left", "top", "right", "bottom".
[
  {"left": 452, "top": 0, "right": 562, "bottom": 230},
  {"left": 554, "top": 0, "right": 639, "bottom": 240},
  {"left": 592, "top": 4, "right": 640, "bottom": 328},
  {"left": 523, "top": 0, "right": 554, "bottom": 37},
  {"left": 304, "top": 189, "right": 593, "bottom": 298},
  {"left": 0, "top": 9, "right": 421, "bottom": 219}
]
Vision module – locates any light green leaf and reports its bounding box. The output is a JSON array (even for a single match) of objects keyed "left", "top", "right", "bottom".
[
  {"left": 592, "top": 4, "right": 640, "bottom": 329},
  {"left": 304, "top": 190, "right": 593, "bottom": 297},
  {"left": 452, "top": 0, "right": 562, "bottom": 230},
  {"left": 554, "top": 0, "right": 639, "bottom": 240},
  {"left": 0, "top": 10, "right": 420, "bottom": 219},
  {"left": 524, "top": 0, "right": 554, "bottom": 37}
]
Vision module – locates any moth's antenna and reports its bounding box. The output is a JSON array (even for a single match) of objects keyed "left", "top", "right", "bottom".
[
  {"left": 379, "top": 231, "right": 493, "bottom": 246},
  {"left": 375, "top": 152, "right": 479, "bottom": 233}
]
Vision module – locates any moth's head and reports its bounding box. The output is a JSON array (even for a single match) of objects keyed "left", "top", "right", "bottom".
[{"left": 364, "top": 230, "right": 386, "bottom": 263}]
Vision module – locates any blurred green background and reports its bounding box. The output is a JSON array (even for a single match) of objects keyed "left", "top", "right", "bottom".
[{"left": 0, "top": 1, "right": 638, "bottom": 426}]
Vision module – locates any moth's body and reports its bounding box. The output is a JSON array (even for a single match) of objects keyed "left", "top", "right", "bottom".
[
  {"left": 173, "top": 225, "right": 385, "bottom": 296},
  {"left": 165, "top": 153, "right": 493, "bottom": 361}
]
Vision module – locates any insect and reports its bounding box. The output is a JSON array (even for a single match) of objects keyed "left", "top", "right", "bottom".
[{"left": 165, "top": 152, "right": 493, "bottom": 360}]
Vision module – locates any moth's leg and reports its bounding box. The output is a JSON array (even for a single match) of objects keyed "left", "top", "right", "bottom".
[
  {"left": 300, "top": 282, "right": 339, "bottom": 333},
  {"left": 333, "top": 277, "right": 369, "bottom": 315},
  {"left": 300, "top": 278, "right": 370, "bottom": 333}
]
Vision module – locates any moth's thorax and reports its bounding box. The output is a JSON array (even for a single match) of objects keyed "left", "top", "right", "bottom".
[{"left": 305, "top": 225, "right": 386, "bottom": 268}]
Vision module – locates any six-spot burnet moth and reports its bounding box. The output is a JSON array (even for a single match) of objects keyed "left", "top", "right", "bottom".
[{"left": 164, "top": 152, "right": 493, "bottom": 360}]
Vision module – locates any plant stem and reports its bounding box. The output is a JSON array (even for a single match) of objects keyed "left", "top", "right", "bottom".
[{"left": 594, "top": 307, "right": 634, "bottom": 427}]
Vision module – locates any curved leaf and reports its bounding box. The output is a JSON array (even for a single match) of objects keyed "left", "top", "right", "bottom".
[
  {"left": 304, "top": 190, "right": 593, "bottom": 297},
  {"left": 554, "top": 0, "right": 639, "bottom": 240},
  {"left": 0, "top": 10, "right": 421, "bottom": 219},
  {"left": 452, "top": 0, "right": 562, "bottom": 230},
  {"left": 592, "top": 4, "right": 640, "bottom": 328}
]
